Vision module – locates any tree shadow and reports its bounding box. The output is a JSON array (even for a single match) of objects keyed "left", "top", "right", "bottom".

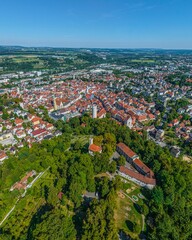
[
  {"left": 81, "top": 143, "right": 89, "bottom": 153},
  {"left": 26, "top": 203, "right": 53, "bottom": 240},
  {"left": 126, "top": 220, "right": 134, "bottom": 232},
  {"left": 134, "top": 203, "right": 142, "bottom": 214},
  {"left": 119, "top": 230, "right": 132, "bottom": 240},
  {"left": 72, "top": 200, "right": 90, "bottom": 239}
]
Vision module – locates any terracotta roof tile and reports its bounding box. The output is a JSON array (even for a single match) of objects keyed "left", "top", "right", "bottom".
[
  {"left": 119, "top": 166, "right": 156, "bottom": 185},
  {"left": 89, "top": 144, "right": 102, "bottom": 152},
  {"left": 117, "top": 143, "right": 137, "bottom": 158}
]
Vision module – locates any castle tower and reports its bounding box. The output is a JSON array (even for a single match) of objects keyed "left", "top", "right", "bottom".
[{"left": 92, "top": 105, "right": 97, "bottom": 119}]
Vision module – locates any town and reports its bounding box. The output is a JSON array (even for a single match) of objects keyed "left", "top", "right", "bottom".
[
  {"left": 0, "top": 48, "right": 191, "bottom": 163},
  {"left": 0, "top": 47, "right": 191, "bottom": 240}
]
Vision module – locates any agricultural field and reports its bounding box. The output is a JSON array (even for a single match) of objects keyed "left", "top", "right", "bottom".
[{"left": 131, "top": 59, "right": 155, "bottom": 63}]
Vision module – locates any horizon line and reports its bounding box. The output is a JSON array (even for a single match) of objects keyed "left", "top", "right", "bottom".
[{"left": 0, "top": 44, "right": 192, "bottom": 51}]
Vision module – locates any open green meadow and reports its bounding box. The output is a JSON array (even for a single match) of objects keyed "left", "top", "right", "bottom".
[{"left": 115, "top": 179, "right": 148, "bottom": 238}]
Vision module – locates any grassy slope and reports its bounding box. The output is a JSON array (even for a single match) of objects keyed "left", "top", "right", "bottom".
[{"left": 114, "top": 179, "right": 147, "bottom": 239}]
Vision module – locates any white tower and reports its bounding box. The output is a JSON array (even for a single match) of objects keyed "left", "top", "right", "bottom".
[
  {"left": 89, "top": 138, "right": 93, "bottom": 145},
  {"left": 92, "top": 105, "right": 97, "bottom": 119},
  {"left": 164, "top": 98, "right": 168, "bottom": 108},
  {"left": 86, "top": 86, "right": 89, "bottom": 94},
  {"left": 53, "top": 98, "right": 58, "bottom": 111},
  {"left": 17, "top": 87, "right": 20, "bottom": 94}
]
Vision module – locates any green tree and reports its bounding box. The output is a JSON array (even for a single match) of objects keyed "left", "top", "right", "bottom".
[
  {"left": 117, "top": 156, "right": 126, "bottom": 166},
  {"left": 30, "top": 207, "right": 76, "bottom": 240}
]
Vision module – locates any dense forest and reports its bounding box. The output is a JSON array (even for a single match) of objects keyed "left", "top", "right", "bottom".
[{"left": 0, "top": 116, "right": 192, "bottom": 239}]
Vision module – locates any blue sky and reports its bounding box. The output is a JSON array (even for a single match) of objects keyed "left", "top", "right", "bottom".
[{"left": 0, "top": 0, "right": 191, "bottom": 49}]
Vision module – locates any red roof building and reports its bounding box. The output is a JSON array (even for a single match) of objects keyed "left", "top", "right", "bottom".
[
  {"left": 89, "top": 144, "right": 102, "bottom": 153},
  {"left": 133, "top": 158, "right": 155, "bottom": 178},
  {"left": 117, "top": 143, "right": 156, "bottom": 189},
  {"left": 32, "top": 129, "right": 47, "bottom": 138},
  {"left": 119, "top": 166, "right": 156, "bottom": 189},
  {"left": 58, "top": 192, "right": 64, "bottom": 200},
  {"left": 15, "top": 118, "right": 24, "bottom": 126},
  {"left": 97, "top": 108, "right": 106, "bottom": 119},
  {"left": 116, "top": 143, "right": 138, "bottom": 162},
  {"left": 0, "top": 151, "right": 8, "bottom": 162}
]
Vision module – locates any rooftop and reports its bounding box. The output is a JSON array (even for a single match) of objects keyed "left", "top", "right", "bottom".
[{"left": 117, "top": 142, "right": 137, "bottom": 158}]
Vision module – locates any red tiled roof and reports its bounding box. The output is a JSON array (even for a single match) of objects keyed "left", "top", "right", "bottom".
[
  {"left": 117, "top": 143, "right": 137, "bottom": 158},
  {"left": 119, "top": 166, "right": 156, "bottom": 185},
  {"left": 15, "top": 118, "right": 23, "bottom": 125},
  {"left": 133, "top": 158, "right": 154, "bottom": 178},
  {"left": 97, "top": 108, "right": 106, "bottom": 118},
  {"left": 0, "top": 151, "right": 7, "bottom": 160},
  {"left": 136, "top": 115, "right": 147, "bottom": 121},
  {"left": 31, "top": 117, "right": 41, "bottom": 123},
  {"left": 58, "top": 192, "right": 64, "bottom": 200},
  {"left": 148, "top": 114, "right": 155, "bottom": 119},
  {"left": 89, "top": 144, "right": 102, "bottom": 152},
  {"left": 32, "top": 129, "right": 47, "bottom": 137}
]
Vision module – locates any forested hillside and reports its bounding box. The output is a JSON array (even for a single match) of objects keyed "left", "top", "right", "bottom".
[{"left": 0, "top": 116, "right": 191, "bottom": 240}]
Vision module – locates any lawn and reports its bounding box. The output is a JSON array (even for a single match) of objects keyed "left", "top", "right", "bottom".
[
  {"left": 71, "top": 135, "right": 90, "bottom": 145},
  {"left": 114, "top": 179, "right": 147, "bottom": 238}
]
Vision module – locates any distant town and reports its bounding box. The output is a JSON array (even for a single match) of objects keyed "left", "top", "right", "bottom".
[{"left": 0, "top": 47, "right": 191, "bottom": 163}]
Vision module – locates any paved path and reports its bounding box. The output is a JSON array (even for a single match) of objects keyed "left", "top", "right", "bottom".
[
  {"left": 142, "top": 214, "right": 145, "bottom": 231},
  {"left": 121, "top": 191, "right": 136, "bottom": 203},
  {"left": 0, "top": 206, "right": 16, "bottom": 226}
]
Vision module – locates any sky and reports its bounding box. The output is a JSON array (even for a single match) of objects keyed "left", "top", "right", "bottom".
[{"left": 0, "top": 0, "right": 192, "bottom": 49}]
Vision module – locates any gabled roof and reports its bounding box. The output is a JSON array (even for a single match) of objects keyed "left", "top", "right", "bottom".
[
  {"left": 97, "top": 108, "right": 106, "bottom": 118},
  {"left": 119, "top": 166, "right": 156, "bottom": 185},
  {"left": 117, "top": 143, "right": 137, "bottom": 158},
  {"left": 15, "top": 118, "right": 23, "bottom": 125},
  {"left": 32, "top": 128, "right": 47, "bottom": 137},
  {"left": 0, "top": 151, "right": 7, "bottom": 160},
  {"left": 133, "top": 158, "right": 155, "bottom": 178},
  {"left": 89, "top": 144, "right": 102, "bottom": 152}
]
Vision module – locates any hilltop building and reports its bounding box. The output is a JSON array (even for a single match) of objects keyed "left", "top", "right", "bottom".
[
  {"left": 116, "top": 142, "right": 156, "bottom": 189},
  {"left": 89, "top": 138, "right": 102, "bottom": 155}
]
